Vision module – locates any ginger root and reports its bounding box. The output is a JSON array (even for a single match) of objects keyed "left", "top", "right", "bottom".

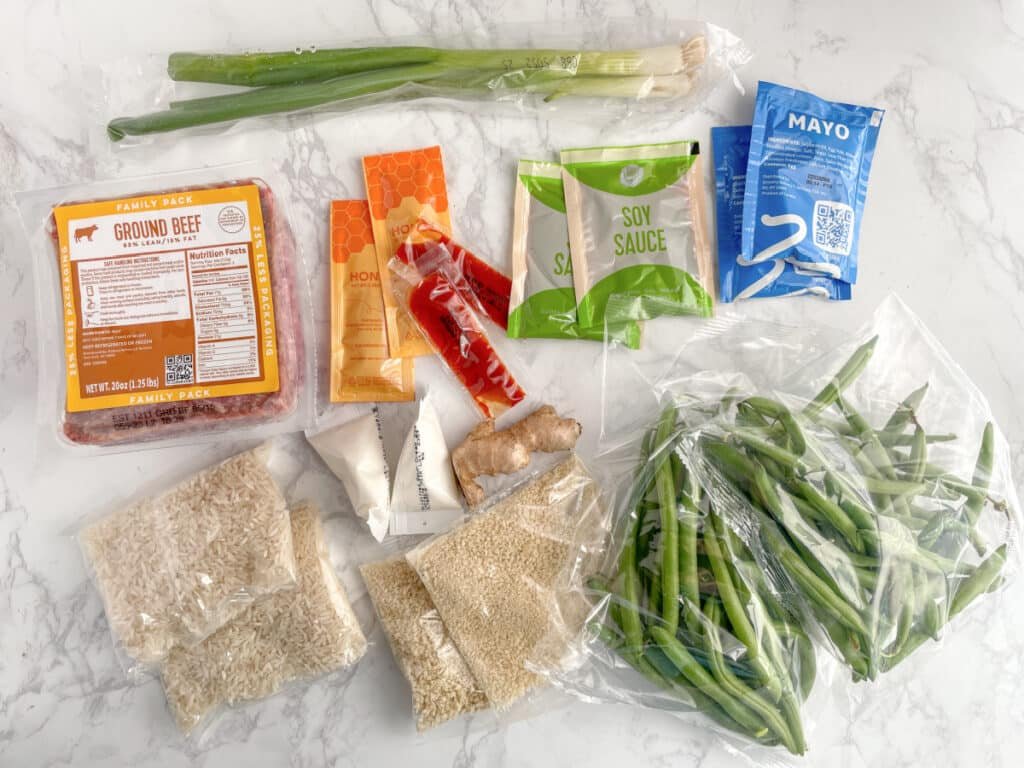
[{"left": 451, "top": 405, "right": 582, "bottom": 506}]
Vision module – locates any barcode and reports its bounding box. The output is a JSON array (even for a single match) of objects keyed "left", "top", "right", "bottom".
[
  {"left": 812, "top": 200, "right": 854, "bottom": 256},
  {"left": 165, "top": 353, "right": 194, "bottom": 385}
]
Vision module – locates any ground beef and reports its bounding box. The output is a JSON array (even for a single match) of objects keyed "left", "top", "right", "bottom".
[{"left": 51, "top": 179, "right": 304, "bottom": 446}]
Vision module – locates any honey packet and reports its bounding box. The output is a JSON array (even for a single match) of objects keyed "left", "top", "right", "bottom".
[
  {"left": 329, "top": 200, "right": 414, "bottom": 402},
  {"left": 363, "top": 146, "right": 452, "bottom": 358}
]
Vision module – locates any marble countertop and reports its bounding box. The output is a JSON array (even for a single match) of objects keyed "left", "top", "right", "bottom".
[{"left": 3, "top": 1, "right": 1024, "bottom": 766}]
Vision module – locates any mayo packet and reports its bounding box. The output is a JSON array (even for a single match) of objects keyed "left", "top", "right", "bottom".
[
  {"left": 363, "top": 146, "right": 451, "bottom": 358},
  {"left": 389, "top": 396, "right": 464, "bottom": 536},
  {"left": 329, "top": 201, "right": 414, "bottom": 402},
  {"left": 307, "top": 407, "right": 391, "bottom": 542},
  {"left": 712, "top": 126, "right": 851, "bottom": 302},
  {"left": 742, "top": 81, "right": 884, "bottom": 284},
  {"left": 561, "top": 141, "right": 714, "bottom": 330},
  {"left": 508, "top": 160, "right": 641, "bottom": 348}
]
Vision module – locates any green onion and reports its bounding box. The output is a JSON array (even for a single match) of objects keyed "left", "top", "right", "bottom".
[{"left": 108, "top": 39, "right": 708, "bottom": 141}]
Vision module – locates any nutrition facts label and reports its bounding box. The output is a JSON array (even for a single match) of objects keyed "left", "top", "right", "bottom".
[{"left": 188, "top": 244, "right": 260, "bottom": 383}]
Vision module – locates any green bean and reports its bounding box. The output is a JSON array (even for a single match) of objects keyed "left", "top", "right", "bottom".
[
  {"left": 703, "top": 511, "right": 783, "bottom": 701},
  {"left": 729, "top": 428, "right": 809, "bottom": 473},
  {"left": 792, "top": 478, "right": 864, "bottom": 553},
  {"left": 701, "top": 602, "right": 804, "bottom": 754},
  {"left": 804, "top": 335, "right": 878, "bottom": 418},
  {"left": 742, "top": 397, "right": 808, "bottom": 456},
  {"left": 649, "top": 626, "right": 773, "bottom": 743},
  {"left": 616, "top": 508, "right": 645, "bottom": 655},
  {"left": 654, "top": 405, "right": 681, "bottom": 635},
  {"left": 879, "top": 383, "right": 929, "bottom": 436},
  {"left": 965, "top": 423, "right": 994, "bottom": 528},
  {"left": 837, "top": 396, "right": 898, "bottom": 481},
  {"left": 908, "top": 426, "right": 928, "bottom": 484},
  {"left": 635, "top": 645, "right": 780, "bottom": 746},
  {"left": 878, "top": 432, "right": 956, "bottom": 448},
  {"left": 677, "top": 463, "right": 701, "bottom": 633},
  {"left": 949, "top": 544, "right": 1006, "bottom": 618},
  {"left": 889, "top": 563, "right": 914, "bottom": 656},
  {"left": 757, "top": 510, "right": 868, "bottom": 636}
]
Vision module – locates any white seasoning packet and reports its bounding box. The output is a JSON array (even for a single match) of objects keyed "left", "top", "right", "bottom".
[
  {"left": 307, "top": 406, "right": 391, "bottom": 542},
  {"left": 390, "top": 396, "right": 464, "bottom": 535}
]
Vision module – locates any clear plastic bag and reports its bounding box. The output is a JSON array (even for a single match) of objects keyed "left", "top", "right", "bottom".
[
  {"left": 360, "top": 555, "right": 488, "bottom": 731},
  {"left": 161, "top": 500, "right": 367, "bottom": 735},
  {"left": 17, "top": 162, "right": 315, "bottom": 454},
  {"left": 98, "top": 19, "right": 750, "bottom": 144},
  {"left": 531, "top": 401, "right": 819, "bottom": 758},
  {"left": 389, "top": 244, "right": 526, "bottom": 419},
  {"left": 79, "top": 443, "right": 298, "bottom": 671},
  {"left": 406, "top": 454, "right": 607, "bottom": 710},
  {"left": 657, "top": 296, "right": 1020, "bottom": 681}
]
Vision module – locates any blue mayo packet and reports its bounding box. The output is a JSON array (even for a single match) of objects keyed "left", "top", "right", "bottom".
[
  {"left": 741, "top": 81, "right": 884, "bottom": 284},
  {"left": 712, "top": 125, "right": 851, "bottom": 302}
]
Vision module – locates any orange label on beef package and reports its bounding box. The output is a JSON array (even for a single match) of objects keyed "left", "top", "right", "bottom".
[
  {"left": 363, "top": 145, "right": 452, "bottom": 358},
  {"left": 329, "top": 200, "right": 414, "bottom": 402},
  {"left": 53, "top": 185, "right": 280, "bottom": 413}
]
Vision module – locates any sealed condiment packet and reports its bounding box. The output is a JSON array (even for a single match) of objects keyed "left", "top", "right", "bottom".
[
  {"left": 363, "top": 146, "right": 452, "bottom": 358},
  {"left": 561, "top": 141, "right": 714, "bottom": 330},
  {"left": 307, "top": 406, "right": 391, "bottom": 542},
  {"left": 329, "top": 200, "right": 414, "bottom": 402},
  {"left": 389, "top": 246, "right": 526, "bottom": 419},
  {"left": 390, "top": 395, "right": 464, "bottom": 536},
  {"left": 399, "top": 219, "right": 511, "bottom": 330},
  {"left": 742, "top": 80, "right": 884, "bottom": 284},
  {"left": 508, "top": 160, "right": 641, "bottom": 347},
  {"left": 712, "top": 126, "right": 852, "bottom": 301}
]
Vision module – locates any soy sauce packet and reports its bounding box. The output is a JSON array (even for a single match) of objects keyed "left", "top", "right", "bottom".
[
  {"left": 742, "top": 81, "right": 884, "bottom": 284},
  {"left": 712, "top": 125, "right": 852, "bottom": 301}
]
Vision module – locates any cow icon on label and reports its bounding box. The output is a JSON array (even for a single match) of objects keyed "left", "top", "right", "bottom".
[{"left": 75, "top": 224, "right": 99, "bottom": 242}]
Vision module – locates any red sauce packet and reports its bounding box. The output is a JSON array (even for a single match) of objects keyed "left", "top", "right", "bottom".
[
  {"left": 401, "top": 254, "right": 524, "bottom": 419},
  {"left": 397, "top": 220, "right": 511, "bottom": 330}
]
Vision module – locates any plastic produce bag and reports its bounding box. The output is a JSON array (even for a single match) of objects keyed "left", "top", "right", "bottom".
[
  {"left": 660, "top": 298, "right": 1020, "bottom": 683},
  {"left": 79, "top": 444, "right": 298, "bottom": 670},
  {"left": 532, "top": 403, "right": 818, "bottom": 757},
  {"left": 406, "top": 455, "right": 606, "bottom": 710},
  {"left": 653, "top": 296, "right": 1019, "bottom": 681},
  {"left": 360, "top": 556, "right": 488, "bottom": 731},
  {"left": 100, "top": 19, "right": 750, "bottom": 143},
  {"left": 161, "top": 501, "right": 367, "bottom": 735}
]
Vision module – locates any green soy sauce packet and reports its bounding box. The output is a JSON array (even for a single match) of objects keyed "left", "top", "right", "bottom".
[
  {"left": 561, "top": 141, "right": 715, "bottom": 330},
  {"left": 508, "top": 159, "right": 641, "bottom": 347}
]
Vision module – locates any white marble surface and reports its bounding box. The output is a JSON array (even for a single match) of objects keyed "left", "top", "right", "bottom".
[{"left": 3, "top": 1, "right": 1024, "bottom": 766}]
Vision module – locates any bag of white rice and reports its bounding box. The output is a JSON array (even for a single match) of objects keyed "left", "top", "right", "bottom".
[
  {"left": 80, "top": 444, "right": 297, "bottom": 667},
  {"left": 161, "top": 501, "right": 367, "bottom": 734},
  {"left": 361, "top": 556, "right": 488, "bottom": 731},
  {"left": 405, "top": 455, "right": 605, "bottom": 709}
]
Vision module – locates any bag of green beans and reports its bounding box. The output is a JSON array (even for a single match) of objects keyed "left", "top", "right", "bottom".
[
  {"left": 532, "top": 294, "right": 1018, "bottom": 757},
  {"left": 657, "top": 296, "right": 1020, "bottom": 683}
]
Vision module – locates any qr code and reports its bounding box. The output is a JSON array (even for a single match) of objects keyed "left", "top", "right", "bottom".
[
  {"left": 165, "top": 354, "right": 194, "bottom": 385},
  {"left": 812, "top": 200, "right": 854, "bottom": 256}
]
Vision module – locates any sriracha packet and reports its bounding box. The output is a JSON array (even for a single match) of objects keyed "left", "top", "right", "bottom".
[
  {"left": 329, "top": 201, "right": 414, "bottom": 402},
  {"left": 397, "top": 219, "right": 511, "bottom": 330},
  {"left": 391, "top": 244, "right": 525, "bottom": 419},
  {"left": 363, "top": 146, "right": 452, "bottom": 358}
]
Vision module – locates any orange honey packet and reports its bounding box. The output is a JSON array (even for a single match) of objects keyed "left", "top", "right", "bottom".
[
  {"left": 363, "top": 146, "right": 452, "bottom": 358},
  {"left": 329, "top": 200, "right": 414, "bottom": 402}
]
